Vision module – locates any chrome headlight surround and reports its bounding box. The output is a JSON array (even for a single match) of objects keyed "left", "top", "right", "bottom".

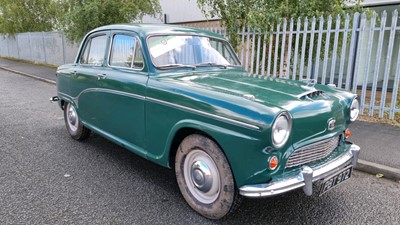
[
  {"left": 350, "top": 98, "right": 360, "bottom": 122},
  {"left": 271, "top": 112, "right": 292, "bottom": 148}
]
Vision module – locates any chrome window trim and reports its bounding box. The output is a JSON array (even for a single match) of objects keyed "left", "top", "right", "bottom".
[
  {"left": 78, "top": 33, "right": 108, "bottom": 67},
  {"left": 145, "top": 34, "right": 241, "bottom": 69},
  {"left": 107, "top": 33, "right": 145, "bottom": 71}
]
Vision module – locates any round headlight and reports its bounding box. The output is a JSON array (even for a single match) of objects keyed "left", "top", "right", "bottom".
[
  {"left": 350, "top": 98, "right": 359, "bottom": 122},
  {"left": 272, "top": 112, "right": 292, "bottom": 148}
]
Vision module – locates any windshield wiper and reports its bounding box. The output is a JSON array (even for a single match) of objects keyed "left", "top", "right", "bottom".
[
  {"left": 157, "top": 64, "right": 196, "bottom": 70},
  {"left": 195, "top": 62, "right": 229, "bottom": 69}
]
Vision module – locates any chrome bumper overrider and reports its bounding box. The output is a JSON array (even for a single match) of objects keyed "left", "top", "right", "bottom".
[{"left": 239, "top": 144, "right": 360, "bottom": 197}]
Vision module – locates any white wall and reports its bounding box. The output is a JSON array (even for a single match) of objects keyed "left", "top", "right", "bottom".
[{"left": 141, "top": 0, "right": 219, "bottom": 24}]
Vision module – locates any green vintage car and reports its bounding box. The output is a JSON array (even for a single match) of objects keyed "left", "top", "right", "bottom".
[{"left": 53, "top": 24, "right": 360, "bottom": 219}]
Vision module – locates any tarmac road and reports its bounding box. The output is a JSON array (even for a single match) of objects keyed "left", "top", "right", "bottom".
[{"left": 1, "top": 69, "right": 400, "bottom": 224}]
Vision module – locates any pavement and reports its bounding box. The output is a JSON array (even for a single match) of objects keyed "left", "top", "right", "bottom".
[{"left": 1, "top": 57, "right": 399, "bottom": 181}]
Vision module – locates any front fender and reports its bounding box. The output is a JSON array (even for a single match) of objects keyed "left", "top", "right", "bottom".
[{"left": 147, "top": 119, "right": 276, "bottom": 188}]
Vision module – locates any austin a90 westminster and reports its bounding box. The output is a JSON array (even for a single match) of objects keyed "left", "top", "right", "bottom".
[{"left": 51, "top": 24, "right": 360, "bottom": 219}]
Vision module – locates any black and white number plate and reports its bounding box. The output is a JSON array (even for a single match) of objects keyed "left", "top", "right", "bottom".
[{"left": 319, "top": 166, "right": 352, "bottom": 196}]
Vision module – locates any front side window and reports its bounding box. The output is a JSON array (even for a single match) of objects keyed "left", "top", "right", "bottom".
[
  {"left": 79, "top": 35, "right": 107, "bottom": 66},
  {"left": 109, "top": 34, "right": 144, "bottom": 70},
  {"left": 147, "top": 35, "right": 241, "bottom": 69}
]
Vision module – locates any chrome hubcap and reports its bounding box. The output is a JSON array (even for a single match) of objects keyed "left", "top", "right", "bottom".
[
  {"left": 183, "top": 150, "right": 220, "bottom": 204},
  {"left": 66, "top": 104, "right": 78, "bottom": 132},
  {"left": 191, "top": 161, "right": 213, "bottom": 192}
]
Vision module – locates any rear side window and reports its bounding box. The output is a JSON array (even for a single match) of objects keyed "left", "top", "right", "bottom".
[
  {"left": 109, "top": 34, "right": 144, "bottom": 70},
  {"left": 79, "top": 35, "right": 107, "bottom": 66}
]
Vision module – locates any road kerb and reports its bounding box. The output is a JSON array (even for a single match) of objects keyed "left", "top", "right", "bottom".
[
  {"left": 356, "top": 159, "right": 400, "bottom": 181},
  {"left": 0, "top": 66, "right": 56, "bottom": 85}
]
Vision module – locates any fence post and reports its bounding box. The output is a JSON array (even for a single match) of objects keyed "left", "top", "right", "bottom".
[
  {"left": 279, "top": 19, "right": 287, "bottom": 78},
  {"left": 292, "top": 18, "right": 301, "bottom": 80},
  {"left": 369, "top": 11, "right": 387, "bottom": 116},
  {"left": 7, "top": 36, "right": 10, "bottom": 57},
  {"left": 321, "top": 15, "right": 332, "bottom": 85},
  {"left": 261, "top": 33, "right": 267, "bottom": 76},
  {"left": 42, "top": 32, "right": 47, "bottom": 64},
  {"left": 345, "top": 12, "right": 360, "bottom": 91},
  {"left": 16, "top": 34, "right": 20, "bottom": 59},
  {"left": 273, "top": 23, "right": 281, "bottom": 77},
  {"left": 351, "top": 13, "right": 366, "bottom": 94},
  {"left": 28, "top": 33, "right": 33, "bottom": 61},
  {"left": 250, "top": 28, "right": 256, "bottom": 74},
  {"left": 240, "top": 26, "right": 245, "bottom": 64},
  {"left": 329, "top": 15, "right": 341, "bottom": 85},
  {"left": 255, "top": 29, "right": 261, "bottom": 75},
  {"left": 338, "top": 14, "right": 350, "bottom": 88},
  {"left": 379, "top": 10, "right": 398, "bottom": 117},
  {"left": 314, "top": 16, "right": 324, "bottom": 81},
  {"left": 307, "top": 17, "right": 316, "bottom": 80},
  {"left": 62, "top": 31, "right": 67, "bottom": 64},
  {"left": 267, "top": 26, "right": 274, "bottom": 77},
  {"left": 245, "top": 26, "right": 251, "bottom": 71},
  {"left": 286, "top": 18, "right": 294, "bottom": 79},
  {"left": 299, "top": 17, "right": 308, "bottom": 80},
  {"left": 360, "top": 12, "right": 377, "bottom": 114}
]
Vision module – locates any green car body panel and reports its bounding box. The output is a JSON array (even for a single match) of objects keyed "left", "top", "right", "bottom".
[{"left": 56, "top": 24, "right": 358, "bottom": 189}]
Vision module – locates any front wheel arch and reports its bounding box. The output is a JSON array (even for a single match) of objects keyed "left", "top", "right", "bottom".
[
  {"left": 168, "top": 127, "right": 229, "bottom": 173},
  {"left": 174, "top": 134, "right": 242, "bottom": 219}
]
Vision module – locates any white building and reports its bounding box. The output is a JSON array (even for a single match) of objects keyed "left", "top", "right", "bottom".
[{"left": 142, "top": 0, "right": 218, "bottom": 24}]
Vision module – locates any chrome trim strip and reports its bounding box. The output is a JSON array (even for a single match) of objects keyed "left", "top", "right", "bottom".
[
  {"left": 239, "top": 144, "right": 360, "bottom": 197},
  {"left": 58, "top": 90, "right": 259, "bottom": 130},
  {"left": 146, "top": 97, "right": 260, "bottom": 130},
  {"left": 83, "top": 88, "right": 146, "bottom": 100},
  {"left": 58, "top": 91, "right": 77, "bottom": 101},
  {"left": 58, "top": 88, "right": 145, "bottom": 102}
]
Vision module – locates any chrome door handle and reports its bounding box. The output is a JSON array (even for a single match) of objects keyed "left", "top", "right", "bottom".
[{"left": 97, "top": 73, "right": 107, "bottom": 80}]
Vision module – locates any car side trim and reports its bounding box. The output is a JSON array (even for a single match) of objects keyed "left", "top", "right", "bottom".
[
  {"left": 82, "top": 88, "right": 146, "bottom": 100},
  {"left": 146, "top": 97, "right": 260, "bottom": 130},
  {"left": 58, "top": 90, "right": 260, "bottom": 130},
  {"left": 58, "top": 88, "right": 145, "bottom": 106}
]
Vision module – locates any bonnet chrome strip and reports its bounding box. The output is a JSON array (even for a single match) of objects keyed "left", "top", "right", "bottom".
[{"left": 146, "top": 97, "right": 260, "bottom": 130}]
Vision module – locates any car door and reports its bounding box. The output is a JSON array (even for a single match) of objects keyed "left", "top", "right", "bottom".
[
  {"left": 71, "top": 32, "right": 109, "bottom": 128},
  {"left": 95, "top": 32, "right": 148, "bottom": 154}
]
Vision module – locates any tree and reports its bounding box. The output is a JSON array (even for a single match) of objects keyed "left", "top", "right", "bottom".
[
  {"left": 196, "top": 0, "right": 362, "bottom": 48},
  {"left": 0, "top": 0, "right": 161, "bottom": 43},
  {"left": 0, "top": 0, "right": 63, "bottom": 34},
  {"left": 62, "top": 0, "right": 161, "bottom": 43}
]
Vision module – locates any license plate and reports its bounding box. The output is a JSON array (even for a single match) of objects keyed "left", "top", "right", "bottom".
[{"left": 319, "top": 166, "right": 352, "bottom": 196}]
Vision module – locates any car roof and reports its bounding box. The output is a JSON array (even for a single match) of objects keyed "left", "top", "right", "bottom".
[{"left": 90, "top": 24, "right": 225, "bottom": 39}]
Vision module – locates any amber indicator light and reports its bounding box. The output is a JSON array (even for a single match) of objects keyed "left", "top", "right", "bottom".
[
  {"left": 345, "top": 129, "right": 351, "bottom": 139},
  {"left": 269, "top": 156, "right": 279, "bottom": 170}
]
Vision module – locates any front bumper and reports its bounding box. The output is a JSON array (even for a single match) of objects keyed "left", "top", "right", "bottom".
[{"left": 239, "top": 144, "right": 360, "bottom": 197}]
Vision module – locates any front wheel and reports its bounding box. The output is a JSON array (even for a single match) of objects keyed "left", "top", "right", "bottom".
[
  {"left": 63, "top": 102, "right": 91, "bottom": 140},
  {"left": 175, "top": 134, "right": 241, "bottom": 219}
]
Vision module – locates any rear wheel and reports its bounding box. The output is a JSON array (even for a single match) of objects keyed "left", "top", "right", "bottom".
[
  {"left": 175, "top": 134, "right": 241, "bottom": 219},
  {"left": 64, "top": 102, "right": 91, "bottom": 140}
]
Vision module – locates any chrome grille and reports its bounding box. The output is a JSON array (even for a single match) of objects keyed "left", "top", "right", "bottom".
[{"left": 286, "top": 136, "right": 340, "bottom": 169}]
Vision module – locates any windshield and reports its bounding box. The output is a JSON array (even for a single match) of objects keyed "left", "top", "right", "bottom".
[{"left": 147, "top": 35, "right": 241, "bottom": 69}]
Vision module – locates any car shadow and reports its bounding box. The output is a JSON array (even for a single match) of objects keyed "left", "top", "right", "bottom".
[{"left": 59, "top": 129, "right": 352, "bottom": 224}]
